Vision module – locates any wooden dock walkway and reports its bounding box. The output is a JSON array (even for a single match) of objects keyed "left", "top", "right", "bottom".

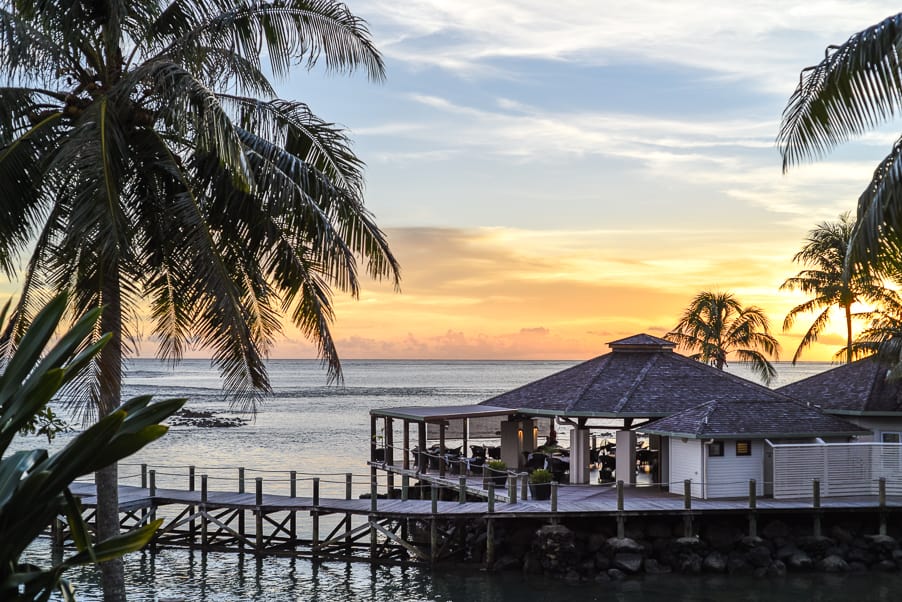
[{"left": 60, "top": 465, "right": 902, "bottom": 566}]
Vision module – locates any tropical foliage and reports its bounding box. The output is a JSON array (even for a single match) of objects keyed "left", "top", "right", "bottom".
[
  {"left": 666, "top": 291, "right": 780, "bottom": 383},
  {"left": 778, "top": 13, "right": 902, "bottom": 268},
  {"left": 0, "top": 2, "right": 397, "bottom": 597},
  {"left": 0, "top": 294, "right": 184, "bottom": 601},
  {"left": 781, "top": 213, "right": 899, "bottom": 363}
]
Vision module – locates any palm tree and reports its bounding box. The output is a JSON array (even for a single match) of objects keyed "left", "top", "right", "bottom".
[
  {"left": 666, "top": 291, "right": 781, "bottom": 384},
  {"left": 781, "top": 213, "right": 899, "bottom": 364},
  {"left": 778, "top": 13, "right": 902, "bottom": 268},
  {"left": 0, "top": 2, "right": 399, "bottom": 599}
]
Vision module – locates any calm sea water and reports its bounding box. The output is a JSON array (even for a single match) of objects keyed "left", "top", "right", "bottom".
[{"left": 17, "top": 359, "right": 900, "bottom": 601}]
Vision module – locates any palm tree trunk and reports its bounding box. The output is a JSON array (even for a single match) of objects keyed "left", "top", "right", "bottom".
[
  {"left": 96, "top": 269, "right": 126, "bottom": 601},
  {"left": 845, "top": 303, "right": 853, "bottom": 364}
]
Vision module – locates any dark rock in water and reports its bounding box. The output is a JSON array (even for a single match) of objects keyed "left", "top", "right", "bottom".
[
  {"left": 830, "top": 526, "right": 854, "bottom": 545},
  {"left": 817, "top": 554, "right": 849, "bottom": 573},
  {"left": 494, "top": 555, "right": 520, "bottom": 571},
  {"left": 775, "top": 544, "right": 800, "bottom": 561},
  {"left": 726, "top": 553, "right": 752, "bottom": 575},
  {"left": 788, "top": 551, "right": 813, "bottom": 571},
  {"left": 607, "top": 568, "right": 626, "bottom": 581},
  {"left": 874, "top": 559, "right": 897, "bottom": 572},
  {"left": 613, "top": 552, "right": 643, "bottom": 573},
  {"left": 679, "top": 553, "right": 702, "bottom": 574},
  {"left": 594, "top": 552, "right": 611, "bottom": 571},
  {"left": 847, "top": 561, "right": 868, "bottom": 573},
  {"left": 747, "top": 545, "right": 773, "bottom": 568},
  {"left": 767, "top": 560, "right": 787, "bottom": 577},
  {"left": 605, "top": 537, "right": 644, "bottom": 554},
  {"left": 586, "top": 532, "right": 606, "bottom": 553},
  {"left": 702, "top": 551, "right": 727, "bottom": 573},
  {"left": 564, "top": 569, "right": 581, "bottom": 582},
  {"left": 797, "top": 536, "right": 834, "bottom": 558},
  {"left": 738, "top": 535, "right": 765, "bottom": 550},
  {"left": 168, "top": 409, "right": 246, "bottom": 428},
  {"left": 644, "top": 559, "right": 671, "bottom": 574}
]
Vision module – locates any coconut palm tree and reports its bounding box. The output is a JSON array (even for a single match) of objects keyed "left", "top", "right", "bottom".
[
  {"left": 666, "top": 291, "right": 780, "bottom": 383},
  {"left": 778, "top": 13, "right": 902, "bottom": 267},
  {"left": 781, "top": 213, "right": 899, "bottom": 364},
  {"left": 0, "top": 1, "right": 399, "bottom": 599}
]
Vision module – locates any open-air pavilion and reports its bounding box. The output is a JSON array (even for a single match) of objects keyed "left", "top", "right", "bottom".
[{"left": 473, "top": 333, "right": 797, "bottom": 486}]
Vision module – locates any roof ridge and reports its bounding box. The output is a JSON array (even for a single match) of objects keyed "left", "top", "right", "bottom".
[
  {"left": 567, "top": 353, "right": 612, "bottom": 412},
  {"left": 612, "top": 352, "right": 661, "bottom": 413},
  {"left": 694, "top": 400, "right": 719, "bottom": 436}
]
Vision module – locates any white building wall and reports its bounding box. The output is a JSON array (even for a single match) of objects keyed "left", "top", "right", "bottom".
[
  {"left": 706, "top": 440, "right": 765, "bottom": 498},
  {"left": 838, "top": 416, "right": 902, "bottom": 443},
  {"left": 668, "top": 438, "right": 703, "bottom": 498}
]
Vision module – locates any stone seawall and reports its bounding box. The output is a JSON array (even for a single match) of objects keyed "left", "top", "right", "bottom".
[{"left": 436, "top": 513, "right": 902, "bottom": 582}]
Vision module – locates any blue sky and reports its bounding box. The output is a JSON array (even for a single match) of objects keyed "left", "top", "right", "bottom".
[{"left": 259, "top": 1, "right": 902, "bottom": 361}]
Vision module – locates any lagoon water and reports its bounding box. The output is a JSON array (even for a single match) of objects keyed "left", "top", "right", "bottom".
[{"left": 17, "top": 359, "right": 902, "bottom": 600}]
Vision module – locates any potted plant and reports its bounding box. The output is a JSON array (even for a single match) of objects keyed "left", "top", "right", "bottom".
[
  {"left": 486, "top": 459, "right": 508, "bottom": 487},
  {"left": 529, "top": 468, "right": 553, "bottom": 500}
]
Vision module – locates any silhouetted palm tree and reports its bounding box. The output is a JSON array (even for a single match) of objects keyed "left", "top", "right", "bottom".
[
  {"left": 781, "top": 213, "right": 898, "bottom": 363},
  {"left": 779, "top": 13, "right": 902, "bottom": 268},
  {"left": 666, "top": 291, "right": 780, "bottom": 384},
  {"left": 0, "top": 2, "right": 399, "bottom": 598}
]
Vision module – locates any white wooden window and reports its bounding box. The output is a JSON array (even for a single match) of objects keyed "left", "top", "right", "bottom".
[{"left": 708, "top": 441, "right": 724, "bottom": 457}]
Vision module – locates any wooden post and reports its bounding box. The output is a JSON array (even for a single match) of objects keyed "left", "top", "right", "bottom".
[
  {"left": 189, "top": 466, "right": 196, "bottom": 542},
  {"left": 312, "top": 477, "right": 320, "bottom": 556},
  {"left": 346, "top": 472, "right": 353, "bottom": 547},
  {"left": 149, "top": 469, "right": 157, "bottom": 527},
  {"left": 683, "top": 479, "right": 692, "bottom": 537},
  {"left": 520, "top": 473, "right": 528, "bottom": 502},
  {"left": 402, "top": 475, "right": 410, "bottom": 501},
  {"left": 488, "top": 484, "right": 495, "bottom": 514},
  {"left": 813, "top": 479, "right": 821, "bottom": 538},
  {"left": 255, "top": 477, "right": 263, "bottom": 553},
  {"left": 551, "top": 482, "right": 558, "bottom": 513},
  {"left": 238, "top": 467, "right": 245, "bottom": 551},
  {"left": 617, "top": 480, "right": 625, "bottom": 538},
  {"left": 748, "top": 479, "right": 757, "bottom": 538},
  {"left": 486, "top": 518, "right": 495, "bottom": 568},
  {"left": 201, "top": 474, "right": 208, "bottom": 549},
  {"left": 290, "top": 471, "right": 298, "bottom": 544},
  {"left": 430, "top": 485, "right": 439, "bottom": 563},
  {"left": 439, "top": 421, "right": 447, "bottom": 478},
  {"left": 418, "top": 422, "right": 427, "bottom": 475},
  {"left": 140, "top": 464, "right": 148, "bottom": 524},
  {"left": 459, "top": 476, "right": 467, "bottom": 503},
  {"left": 385, "top": 416, "right": 395, "bottom": 494},
  {"left": 879, "top": 477, "right": 887, "bottom": 536},
  {"left": 403, "top": 420, "right": 410, "bottom": 471},
  {"left": 508, "top": 475, "right": 517, "bottom": 504},
  {"left": 370, "top": 473, "right": 378, "bottom": 513},
  {"left": 370, "top": 414, "right": 378, "bottom": 462}
]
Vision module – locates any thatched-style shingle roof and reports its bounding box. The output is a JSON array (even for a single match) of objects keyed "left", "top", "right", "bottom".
[
  {"left": 640, "top": 398, "right": 869, "bottom": 439},
  {"left": 777, "top": 357, "right": 902, "bottom": 415},
  {"left": 479, "top": 333, "right": 791, "bottom": 418}
]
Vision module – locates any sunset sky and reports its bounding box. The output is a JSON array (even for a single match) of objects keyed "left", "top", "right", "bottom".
[
  {"left": 4, "top": 2, "right": 899, "bottom": 364},
  {"left": 258, "top": 1, "right": 902, "bottom": 362}
]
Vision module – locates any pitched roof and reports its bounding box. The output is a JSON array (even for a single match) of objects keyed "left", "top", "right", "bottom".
[
  {"left": 640, "top": 398, "right": 869, "bottom": 439},
  {"left": 777, "top": 357, "right": 902, "bottom": 415},
  {"left": 479, "top": 333, "right": 791, "bottom": 417}
]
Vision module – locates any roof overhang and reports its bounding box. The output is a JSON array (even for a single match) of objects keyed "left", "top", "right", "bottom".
[
  {"left": 640, "top": 428, "right": 867, "bottom": 439},
  {"left": 823, "top": 409, "right": 902, "bottom": 417},
  {"left": 370, "top": 405, "right": 517, "bottom": 423}
]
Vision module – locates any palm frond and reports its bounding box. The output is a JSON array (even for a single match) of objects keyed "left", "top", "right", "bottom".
[{"left": 779, "top": 13, "right": 902, "bottom": 170}]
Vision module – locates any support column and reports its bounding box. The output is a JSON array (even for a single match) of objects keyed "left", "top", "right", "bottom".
[
  {"left": 439, "top": 421, "right": 447, "bottom": 478},
  {"left": 569, "top": 427, "right": 590, "bottom": 484},
  {"left": 385, "top": 416, "right": 395, "bottom": 495},
  {"left": 418, "top": 422, "right": 427, "bottom": 474},
  {"left": 615, "top": 430, "right": 637, "bottom": 486},
  {"left": 403, "top": 420, "right": 410, "bottom": 471}
]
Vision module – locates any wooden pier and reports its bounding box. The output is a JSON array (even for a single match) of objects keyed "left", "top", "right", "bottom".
[{"left": 58, "top": 463, "right": 902, "bottom": 567}]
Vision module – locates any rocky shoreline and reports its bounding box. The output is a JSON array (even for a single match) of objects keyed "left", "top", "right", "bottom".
[
  {"left": 439, "top": 514, "right": 902, "bottom": 581},
  {"left": 166, "top": 409, "right": 246, "bottom": 428}
]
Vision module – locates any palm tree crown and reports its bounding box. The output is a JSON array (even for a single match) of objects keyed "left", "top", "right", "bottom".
[
  {"left": 0, "top": 2, "right": 399, "bottom": 599},
  {"left": 778, "top": 13, "right": 902, "bottom": 268},
  {"left": 781, "top": 213, "right": 899, "bottom": 364},
  {"left": 666, "top": 291, "right": 780, "bottom": 384},
  {"left": 0, "top": 0, "right": 399, "bottom": 404}
]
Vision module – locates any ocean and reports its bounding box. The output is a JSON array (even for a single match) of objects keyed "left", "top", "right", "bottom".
[{"left": 15, "top": 359, "right": 902, "bottom": 600}]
